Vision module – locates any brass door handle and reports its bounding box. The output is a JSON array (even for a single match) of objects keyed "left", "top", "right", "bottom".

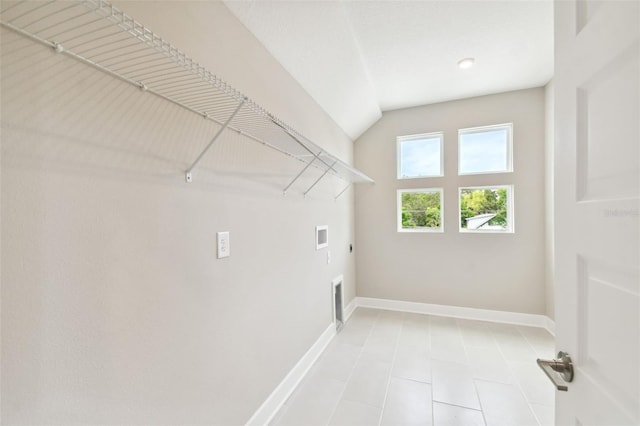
[{"left": 537, "top": 351, "right": 574, "bottom": 391}]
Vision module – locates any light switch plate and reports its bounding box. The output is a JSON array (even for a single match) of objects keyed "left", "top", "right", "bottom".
[{"left": 217, "top": 231, "right": 230, "bottom": 258}]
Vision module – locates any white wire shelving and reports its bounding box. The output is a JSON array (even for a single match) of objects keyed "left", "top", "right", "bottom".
[{"left": 0, "top": 0, "right": 374, "bottom": 198}]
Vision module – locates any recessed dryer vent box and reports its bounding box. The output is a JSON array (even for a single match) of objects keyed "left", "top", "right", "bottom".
[{"left": 316, "top": 225, "right": 328, "bottom": 250}]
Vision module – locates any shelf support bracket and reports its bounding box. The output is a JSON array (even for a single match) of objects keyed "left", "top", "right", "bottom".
[
  {"left": 304, "top": 160, "right": 338, "bottom": 197},
  {"left": 334, "top": 184, "right": 351, "bottom": 200},
  {"left": 185, "top": 97, "right": 246, "bottom": 182},
  {"left": 283, "top": 151, "right": 322, "bottom": 195},
  {"left": 269, "top": 117, "right": 316, "bottom": 158},
  {"left": 269, "top": 118, "right": 345, "bottom": 189}
]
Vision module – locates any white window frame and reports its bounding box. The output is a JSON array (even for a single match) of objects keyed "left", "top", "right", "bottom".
[
  {"left": 458, "top": 185, "right": 514, "bottom": 233},
  {"left": 397, "top": 188, "right": 444, "bottom": 233},
  {"left": 397, "top": 132, "right": 444, "bottom": 179},
  {"left": 458, "top": 123, "right": 513, "bottom": 175}
]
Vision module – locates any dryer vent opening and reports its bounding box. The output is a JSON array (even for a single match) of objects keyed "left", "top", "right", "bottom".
[{"left": 333, "top": 277, "right": 344, "bottom": 332}]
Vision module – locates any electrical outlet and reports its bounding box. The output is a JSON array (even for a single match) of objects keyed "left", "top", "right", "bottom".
[{"left": 217, "top": 231, "right": 230, "bottom": 258}]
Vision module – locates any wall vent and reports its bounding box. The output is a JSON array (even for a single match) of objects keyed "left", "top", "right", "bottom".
[{"left": 332, "top": 276, "right": 344, "bottom": 331}]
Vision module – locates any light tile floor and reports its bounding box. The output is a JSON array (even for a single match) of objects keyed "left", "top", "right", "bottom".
[{"left": 272, "top": 308, "right": 555, "bottom": 426}]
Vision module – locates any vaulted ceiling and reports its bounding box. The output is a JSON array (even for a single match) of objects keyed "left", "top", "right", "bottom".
[{"left": 224, "top": 0, "right": 554, "bottom": 140}]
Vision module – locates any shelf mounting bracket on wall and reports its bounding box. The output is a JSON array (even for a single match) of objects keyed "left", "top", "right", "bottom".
[
  {"left": 334, "top": 184, "right": 351, "bottom": 200},
  {"left": 283, "top": 151, "right": 322, "bottom": 195},
  {"left": 304, "top": 160, "right": 338, "bottom": 197},
  {"left": 185, "top": 98, "right": 247, "bottom": 183},
  {"left": 271, "top": 119, "right": 347, "bottom": 195}
]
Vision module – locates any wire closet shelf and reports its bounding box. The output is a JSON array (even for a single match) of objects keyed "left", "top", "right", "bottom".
[{"left": 0, "top": 0, "right": 374, "bottom": 198}]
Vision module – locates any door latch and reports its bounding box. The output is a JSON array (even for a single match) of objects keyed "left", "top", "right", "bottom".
[{"left": 537, "top": 351, "right": 574, "bottom": 391}]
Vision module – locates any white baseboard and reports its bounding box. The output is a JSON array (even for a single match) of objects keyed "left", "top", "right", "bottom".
[
  {"left": 245, "top": 322, "right": 336, "bottom": 426},
  {"left": 344, "top": 298, "right": 357, "bottom": 322},
  {"left": 246, "top": 297, "right": 358, "bottom": 425},
  {"left": 544, "top": 316, "right": 556, "bottom": 336},
  {"left": 356, "top": 296, "right": 554, "bottom": 333},
  {"left": 248, "top": 296, "right": 554, "bottom": 425}
]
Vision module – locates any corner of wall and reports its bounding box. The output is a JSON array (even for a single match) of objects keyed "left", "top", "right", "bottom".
[
  {"left": 544, "top": 80, "right": 555, "bottom": 321},
  {"left": 354, "top": 88, "right": 548, "bottom": 316}
]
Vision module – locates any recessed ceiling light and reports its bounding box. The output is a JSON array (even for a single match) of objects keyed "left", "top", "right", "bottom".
[{"left": 458, "top": 58, "right": 475, "bottom": 69}]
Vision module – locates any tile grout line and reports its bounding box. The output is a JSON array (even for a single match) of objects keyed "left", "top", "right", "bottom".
[
  {"left": 434, "top": 400, "right": 486, "bottom": 412},
  {"left": 483, "top": 325, "right": 545, "bottom": 426},
  {"left": 428, "top": 315, "right": 435, "bottom": 426},
  {"left": 453, "top": 319, "right": 489, "bottom": 425},
  {"left": 483, "top": 325, "right": 521, "bottom": 425},
  {"left": 325, "top": 308, "right": 380, "bottom": 425},
  {"left": 472, "top": 321, "right": 494, "bottom": 426},
  {"left": 375, "top": 313, "right": 402, "bottom": 426},
  {"left": 275, "top": 309, "right": 553, "bottom": 426},
  {"left": 513, "top": 326, "right": 553, "bottom": 426}
]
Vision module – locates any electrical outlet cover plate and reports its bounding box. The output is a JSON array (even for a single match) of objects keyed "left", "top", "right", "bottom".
[{"left": 217, "top": 231, "right": 230, "bottom": 258}]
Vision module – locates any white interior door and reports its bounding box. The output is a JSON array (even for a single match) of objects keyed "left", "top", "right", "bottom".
[{"left": 553, "top": 0, "right": 639, "bottom": 424}]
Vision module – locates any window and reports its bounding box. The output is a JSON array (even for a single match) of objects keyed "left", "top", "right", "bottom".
[
  {"left": 398, "top": 188, "right": 443, "bottom": 232},
  {"left": 459, "top": 185, "right": 513, "bottom": 233},
  {"left": 458, "top": 123, "right": 512, "bottom": 175},
  {"left": 397, "top": 132, "right": 443, "bottom": 179}
]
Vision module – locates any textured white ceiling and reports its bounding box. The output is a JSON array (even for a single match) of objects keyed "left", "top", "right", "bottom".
[{"left": 225, "top": 1, "right": 553, "bottom": 140}]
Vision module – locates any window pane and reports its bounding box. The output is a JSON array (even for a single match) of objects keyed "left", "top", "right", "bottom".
[
  {"left": 459, "top": 186, "right": 513, "bottom": 232},
  {"left": 459, "top": 124, "right": 512, "bottom": 174},
  {"left": 398, "top": 133, "right": 442, "bottom": 178},
  {"left": 398, "top": 189, "right": 443, "bottom": 232}
]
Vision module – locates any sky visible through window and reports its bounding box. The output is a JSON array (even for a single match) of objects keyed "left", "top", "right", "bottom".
[
  {"left": 400, "top": 136, "right": 441, "bottom": 178},
  {"left": 459, "top": 128, "right": 509, "bottom": 174}
]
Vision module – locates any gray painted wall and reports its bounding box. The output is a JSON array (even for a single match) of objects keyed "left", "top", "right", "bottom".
[
  {"left": 354, "top": 88, "right": 547, "bottom": 315},
  {"left": 1, "top": 2, "right": 356, "bottom": 423}
]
